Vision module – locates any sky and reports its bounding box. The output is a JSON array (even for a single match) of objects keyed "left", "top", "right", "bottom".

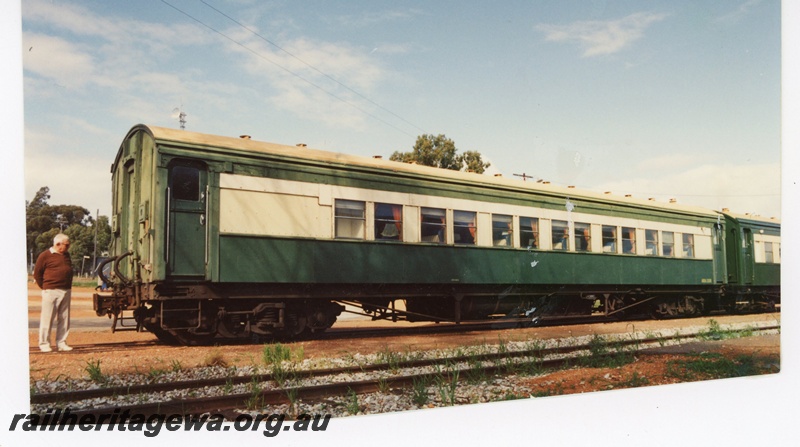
[
  {"left": 2, "top": 2, "right": 799, "bottom": 445},
  {"left": 18, "top": 0, "right": 782, "bottom": 220}
]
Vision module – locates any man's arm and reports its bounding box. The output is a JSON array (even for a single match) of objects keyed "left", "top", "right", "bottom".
[{"left": 33, "top": 253, "right": 45, "bottom": 289}]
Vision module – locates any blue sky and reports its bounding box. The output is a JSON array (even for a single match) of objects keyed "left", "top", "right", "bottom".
[
  {"left": 19, "top": 0, "right": 782, "bottom": 220},
  {"left": 2, "top": 2, "right": 799, "bottom": 443}
]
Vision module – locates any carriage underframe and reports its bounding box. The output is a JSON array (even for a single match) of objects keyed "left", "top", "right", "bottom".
[{"left": 94, "top": 278, "right": 779, "bottom": 345}]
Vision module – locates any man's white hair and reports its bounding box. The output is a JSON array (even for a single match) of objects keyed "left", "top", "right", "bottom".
[{"left": 53, "top": 233, "right": 70, "bottom": 245}]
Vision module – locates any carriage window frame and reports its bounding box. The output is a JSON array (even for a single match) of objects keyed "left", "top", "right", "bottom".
[
  {"left": 421, "top": 207, "right": 446, "bottom": 244},
  {"left": 551, "top": 220, "right": 569, "bottom": 251},
  {"left": 453, "top": 210, "right": 477, "bottom": 245},
  {"left": 622, "top": 227, "right": 636, "bottom": 254},
  {"left": 662, "top": 231, "right": 675, "bottom": 257},
  {"left": 682, "top": 233, "right": 695, "bottom": 258},
  {"left": 492, "top": 214, "right": 513, "bottom": 247},
  {"left": 334, "top": 200, "right": 366, "bottom": 240},
  {"left": 574, "top": 222, "right": 591, "bottom": 252},
  {"left": 645, "top": 229, "right": 658, "bottom": 256},
  {"left": 374, "top": 203, "right": 403, "bottom": 241},
  {"left": 170, "top": 165, "right": 201, "bottom": 202},
  {"left": 520, "top": 217, "right": 539, "bottom": 249},
  {"left": 764, "top": 241, "right": 774, "bottom": 263},
  {"left": 602, "top": 225, "right": 617, "bottom": 253}
]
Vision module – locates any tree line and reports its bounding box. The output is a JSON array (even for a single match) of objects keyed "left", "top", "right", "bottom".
[{"left": 26, "top": 186, "right": 112, "bottom": 275}]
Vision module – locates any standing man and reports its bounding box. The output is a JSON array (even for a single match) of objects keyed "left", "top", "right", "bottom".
[{"left": 33, "top": 233, "right": 74, "bottom": 352}]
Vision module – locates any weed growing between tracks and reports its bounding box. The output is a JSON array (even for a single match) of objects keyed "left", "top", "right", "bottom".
[
  {"left": 84, "top": 359, "right": 105, "bottom": 383},
  {"left": 665, "top": 352, "right": 767, "bottom": 381},
  {"left": 699, "top": 319, "right": 756, "bottom": 341},
  {"left": 577, "top": 334, "right": 636, "bottom": 369}
]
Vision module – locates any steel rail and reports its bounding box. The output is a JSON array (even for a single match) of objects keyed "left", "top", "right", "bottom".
[{"left": 31, "top": 325, "right": 778, "bottom": 410}]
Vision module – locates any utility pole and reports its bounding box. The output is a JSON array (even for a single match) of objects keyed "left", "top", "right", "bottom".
[
  {"left": 513, "top": 172, "right": 535, "bottom": 182},
  {"left": 92, "top": 208, "right": 98, "bottom": 275}
]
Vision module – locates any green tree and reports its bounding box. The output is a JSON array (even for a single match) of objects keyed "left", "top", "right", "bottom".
[
  {"left": 460, "top": 150, "right": 491, "bottom": 174},
  {"left": 389, "top": 134, "right": 490, "bottom": 174},
  {"left": 25, "top": 186, "right": 112, "bottom": 274}
]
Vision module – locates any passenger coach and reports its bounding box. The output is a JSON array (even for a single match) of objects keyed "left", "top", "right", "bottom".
[{"left": 94, "top": 125, "right": 780, "bottom": 344}]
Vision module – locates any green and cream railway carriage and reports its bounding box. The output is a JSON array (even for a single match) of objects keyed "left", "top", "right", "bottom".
[{"left": 94, "top": 124, "right": 780, "bottom": 344}]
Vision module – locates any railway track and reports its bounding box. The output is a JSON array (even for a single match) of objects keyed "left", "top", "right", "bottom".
[
  {"left": 28, "top": 340, "right": 161, "bottom": 354},
  {"left": 30, "top": 324, "right": 779, "bottom": 418}
]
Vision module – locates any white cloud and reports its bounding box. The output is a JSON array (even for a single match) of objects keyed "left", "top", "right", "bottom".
[
  {"left": 329, "top": 9, "right": 425, "bottom": 28},
  {"left": 22, "top": 32, "right": 94, "bottom": 89},
  {"left": 536, "top": 12, "right": 669, "bottom": 57},
  {"left": 226, "top": 28, "right": 388, "bottom": 129},
  {"left": 22, "top": 0, "right": 393, "bottom": 132},
  {"left": 22, "top": 0, "right": 211, "bottom": 49},
  {"left": 714, "top": 0, "right": 764, "bottom": 26}
]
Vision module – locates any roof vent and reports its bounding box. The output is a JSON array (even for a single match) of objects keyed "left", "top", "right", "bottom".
[
  {"left": 494, "top": 173, "right": 503, "bottom": 177},
  {"left": 372, "top": 155, "right": 383, "bottom": 159},
  {"left": 669, "top": 198, "right": 677, "bottom": 203},
  {"left": 239, "top": 135, "right": 251, "bottom": 139},
  {"left": 542, "top": 181, "right": 550, "bottom": 185},
  {"left": 604, "top": 191, "right": 612, "bottom": 195},
  {"left": 296, "top": 143, "right": 307, "bottom": 148},
  {"left": 648, "top": 198, "right": 656, "bottom": 201},
  {"left": 567, "top": 185, "right": 575, "bottom": 189},
  {"left": 722, "top": 208, "right": 730, "bottom": 212},
  {"left": 625, "top": 194, "right": 632, "bottom": 198}
]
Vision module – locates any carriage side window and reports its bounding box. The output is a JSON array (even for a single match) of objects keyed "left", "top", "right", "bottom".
[
  {"left": 421, "top": 207, "right": 446, "bottom": 244},
  {"left": 602, "top": 225, "right": 617, "bottom": 253},
  {"left": 520, "top": 217, "right": 539, "bottom": 249},
  {"left": 574, "top": 222, "right": 591, "bottom": 252},
  {"left": 454, "top": 210, "right": 477, "bottom": 245},
  {"left": 622, "top": 227, "right": 636, "bottom": 254},
  {"left": 335, "top": 200, "right": 366, "bottom": 239},
  {"left": 765, "top": 242, "right": 774, "bottom": 263},
  {"left": 492, "top": 214, "right": 513, "bottom": 247},
  {"left": 682, "top": 233, "right": 695, "bottom": 258},
  {"left": 552, "top": 220, "right": 569, "bottom": 251},
  {"left": 645, "top": 230, "right": 658, "bottom": 256},
  {"left": 375, "top": 203, "right": 402, "bottom": 241},
  {"left": 662, "top": 231, "right": 675, "bottom": 257},
  {"left": 171, "top": 165, "right": 200, "bottom": 201}
]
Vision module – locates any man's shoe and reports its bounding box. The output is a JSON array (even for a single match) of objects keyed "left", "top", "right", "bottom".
[
  {"left": 39, "top": 345, "right": 52, "bottom": 353},
  {"left": 57, "top": 344, "right": 73, "bottom": 352}
]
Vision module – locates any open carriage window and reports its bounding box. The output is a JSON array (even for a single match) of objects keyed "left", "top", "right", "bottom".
[
  {"left": 454, "top": 210, "right": 477, "bottom": 245},
  {"left": 574, "top": 222, "right": 591, "bottom": 252},
  {"left": 520, "top": 217, "right": 539, "bottom": 249},
  {"left": 375, "top": 203, "right": 402, "bottom": 241},
  {"left": 492, "top": 214, "right": 513, "bottom": 247},
  {"left": 421, "top": 207, "right": 446, "bottom": 244}
]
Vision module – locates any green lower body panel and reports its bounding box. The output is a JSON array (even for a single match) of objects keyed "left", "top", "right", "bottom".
[
  {"left": 752, "top": 264, "right": 781, "bottom": 287},
  {"left": 218, "top": 236, "right": 715, "bottom": 286}
]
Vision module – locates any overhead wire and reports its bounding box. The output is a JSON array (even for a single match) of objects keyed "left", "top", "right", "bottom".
[
  {"left": 199, "top": 0, "right": 426, "bottom": 134},
  {"left": 160, "top": 0, "right": 417, "bottom": 138}
]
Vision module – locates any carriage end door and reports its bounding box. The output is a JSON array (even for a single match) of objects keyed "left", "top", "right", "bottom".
[{"left": 167, "top": 161, "right": 208, "bottom": 278}]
